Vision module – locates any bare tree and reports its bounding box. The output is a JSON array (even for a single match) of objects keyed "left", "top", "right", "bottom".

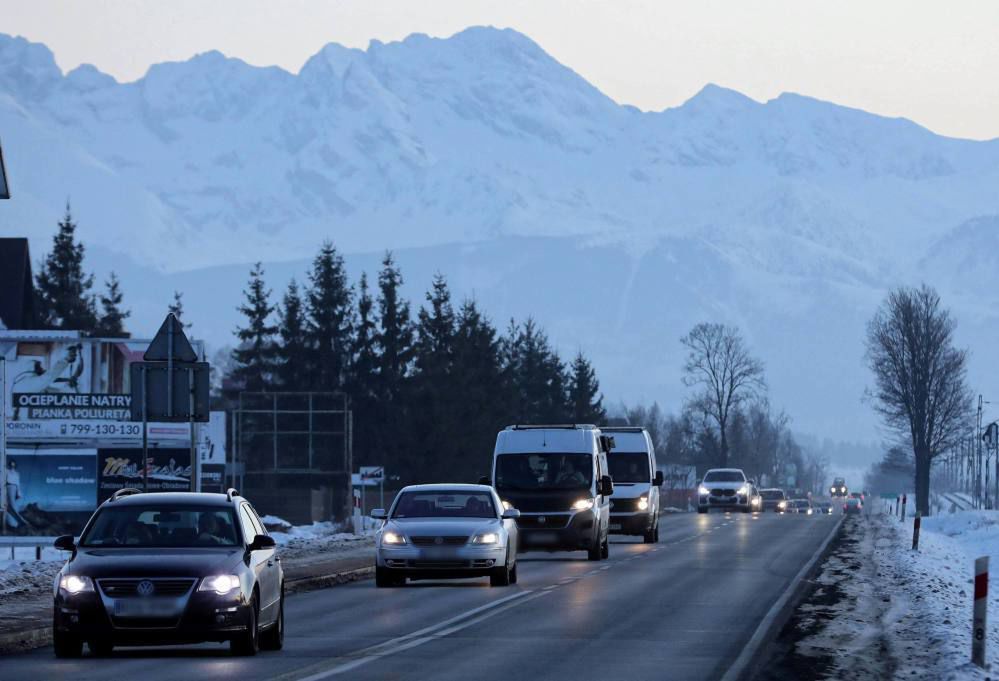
[
  {"left": 865, "top": 284, "right": 972, "bottom": 516},
  {"left": 680, "top": 323, "right": 766, "bottom": 467}
]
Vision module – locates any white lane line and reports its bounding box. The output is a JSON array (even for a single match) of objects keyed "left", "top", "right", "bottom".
[{"left": 293, "top": 590, "right": 546, "bottom": 680}]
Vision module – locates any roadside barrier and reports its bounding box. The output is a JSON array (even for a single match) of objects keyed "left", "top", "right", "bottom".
[
  {"left": 911, "top": 513, "right": 920, "bottom": 551},
  {"left": 974, "top": 556, "right": 988, "bottom": 667},
  {"left": 901, "top": 494, "right": 907, "bottom": 522}
]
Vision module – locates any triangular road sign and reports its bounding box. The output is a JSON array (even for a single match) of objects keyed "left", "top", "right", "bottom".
[{"left": 144, "top": 313, "right": 198, "bottom": 362}]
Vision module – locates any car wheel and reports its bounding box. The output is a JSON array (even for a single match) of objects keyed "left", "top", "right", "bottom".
[
  {"left": 88, "top": 637, "right": 114, "bottom": 657},
  {"left": 587, "top": 539, "right": 602, "bottom": 561},
  {"left": 697, "top": 507, "right": 707, "bottom": 514},
  {"left": 375, "top": 566, "right": 403, "bottom": 588},
  {"left": 259, "top": 589, "right": 284, "bottom": 651},
  {"left": 643, "top": 523, "right": 657, "bottom": 543},
  {"left": 601, "top": 534, "right": 610, "bottom": 559},
  {"left": 53, "top": 619, "right": 83, "bottom": 659},
  {"left": 490, "top": 552, "right": 513, "bottom": 586},
  {"left": 509, "top": 561, "right": 518, "bottom": 584},
  {"left": 230, "top": 593, "right": 259, "bottom": 656}
]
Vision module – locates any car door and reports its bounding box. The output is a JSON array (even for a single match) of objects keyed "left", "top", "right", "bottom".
[
  {"left": 247, "top": 504, "right": 280, "bottom": 622},
  {"left": 239, "top": 504, "right": 276, "bottom": 621},
  {"left": 596, "top": 452, "right": 610, "bottom": 535}
]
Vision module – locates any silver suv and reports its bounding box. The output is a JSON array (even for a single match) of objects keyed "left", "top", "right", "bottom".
[{"left": 697, "top": 468, "right": 753, "bottom": 513}]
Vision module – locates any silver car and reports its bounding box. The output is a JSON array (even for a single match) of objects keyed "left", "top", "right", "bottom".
[{"left": 371, "top": 484, "right": 521, "bottom": 588}]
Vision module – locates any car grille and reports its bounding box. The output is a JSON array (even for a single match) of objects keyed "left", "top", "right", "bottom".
[
  {"left": 711, "top": 489, "right": 735, "bottom": 497},
  {"left": 611, "top": 498, "right": 639, "bottom": 512},
  {"left": 407, "top": 560, "right": 471, "bottom": 569},
  {"left": 98, "top": 578, "right": 197, "bottom": 597},
  {"left": 505, "top": 497, "right": 575, "bottom": 513},
  {"left": 410, "top": 536, "right": 469, "bottom": 546},
  {"left": 516, "top": 514, "right": 570, "bottom": 529}
]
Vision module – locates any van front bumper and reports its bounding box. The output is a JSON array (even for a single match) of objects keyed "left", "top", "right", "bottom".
[
  {"left": 515, "top": 510, "right": 599, "bottom": 551},
  {"left": 609, "top": 512, "right": 654, "bottom": 535}
]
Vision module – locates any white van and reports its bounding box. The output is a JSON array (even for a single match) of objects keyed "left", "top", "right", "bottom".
[
  {"left": 488, "top": 425, "right": 614, "bottom": 561},
  {"left": 601, "top": 427, "right": 663, "bottom": 543}
]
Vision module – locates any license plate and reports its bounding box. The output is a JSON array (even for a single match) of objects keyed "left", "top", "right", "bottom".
[
  {"left": 609, "top": 524, "right": 622, "bottom": 530},
  {"left": 114, "top": 599, "right": 181, "bottom": 618},
  {"left": 526, "top": 532, "right": 557, "bottom": 544}
]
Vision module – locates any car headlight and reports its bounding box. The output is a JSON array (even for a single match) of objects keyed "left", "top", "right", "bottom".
[
  {"left": 637, "top": 497, "right": 649, "bottom": 511},
  {"left": 698, "top": 486, "right": 710, "bottom": 496},
  {"left": 471, "top": 532, "right": 499, "bottom": 545},
  {"left": 199, "top": 574, "right": 241, "bottom": 594},
  {"left": 382, "top": 530, "right": 407, "bottom": 545},
  {"left": 751, "top": 496, "right": 761, "bottom": 505},
  {"left": 571, "top": 498, "right": 594, "bottom": 511},
  {"left": 59, "top": 575, "right": 94, "bottom": 595},
  {"left": 778, "top": 501, "right": 787, "bottom": 509},
  {"left": 737, "top": 486, "right": 749, "bottom": 495}
]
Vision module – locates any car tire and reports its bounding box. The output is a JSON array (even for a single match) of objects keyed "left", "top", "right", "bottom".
[
  {"left": 643, "top": 523, "right": 657, "bottom": 544},
  {"left": 697, "top": 507, "right": 707, "bottom": 514},
  {"left": 509, "top": 561, "right": 518, "bottom": 584},
  {"left": 259, "top": 589, "right": 284, "bottom": 651},
  {"left": 375, "top": 567, "right": 403, "bottom": 588},
  {"left": 53, "top": 619, "right": 83, "bottom": 659},
  {"left": 600, "top": 534, "right": 610, "bottom": 559},
  {"left": 88, "top": 637, "right": 114, "bottom": 657},
  {"left": 490, "top": 553, "right": 513, "bottom": 586},
  {"left": 230, "top": 594, "right": 259, "bottom": 657}
]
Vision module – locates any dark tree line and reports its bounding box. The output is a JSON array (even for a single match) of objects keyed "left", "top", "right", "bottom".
[{"left": 228, "top": 242, "right": 606, "bottom": 485}]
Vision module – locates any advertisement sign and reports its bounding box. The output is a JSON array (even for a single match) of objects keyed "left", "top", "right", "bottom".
[
  {"left": 197, "top": 412, "right": 227, "bottom": 492},
  {"left": 97, "top": 447, "right": 191, "bottom": 502},
  {"left": 3, "top": 448, "right": 97, "bottom": 535}
]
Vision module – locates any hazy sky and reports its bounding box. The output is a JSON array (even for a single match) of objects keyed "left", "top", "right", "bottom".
[{"left": 3, "top": 0, "right": 998, "bottom": 140}]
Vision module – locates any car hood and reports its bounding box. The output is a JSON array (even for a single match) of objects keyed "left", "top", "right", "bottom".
[
  {"left": 68, "top": 547, "right": 243, "bottom": 578},
  {"left": 702, "top": 482, "right": 746, "bottom": 491},
  {"left": 388, "top": 518, "right": 501, "bottom": 537}
]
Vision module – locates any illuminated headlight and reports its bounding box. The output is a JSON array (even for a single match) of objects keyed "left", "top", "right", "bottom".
[
  {"left": 381, "top": 530, "right": 407, "bottom": 545},
  {"left": 698, "top": 486, "right": 710, "bottom": 496},
  {"left": 59, "top": 575, "right": 94, "bottom": 595},
  {"left": 571, "top": 498, "right": 594, "bottom": 511},
  {"left": 778, "top": 501, "right": 787, "bottom": 509},
  {"left": 199, "top": 574, "right": 241, "bottom": 594},
  {"left": 751, "top": 496, "right": 761, "bottom": 506},
  {"left": 637, "top": 497, "right": 649, "bottom": 511},
  {"left": 471, "top": 532, "right": 499, "bottom": 545},
  {"left": 737, "top": 486, "right": 749, "bottom": 496},
  {"left": 841, "top": 487, "right": 846, "bottom": 493}
]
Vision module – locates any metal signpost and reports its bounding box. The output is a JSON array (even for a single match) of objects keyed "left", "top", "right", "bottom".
[
  {"left": 129, "top": 314, "right": 210, "bottom": 492},
  {"left": 1, "top": 357, "right": 7, "bottom": 534},
  {"left": 360, "top": 466, "right": 386, "bottom": 511}
]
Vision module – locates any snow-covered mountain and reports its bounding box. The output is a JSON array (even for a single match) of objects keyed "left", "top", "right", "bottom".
[{"left": 2, "top": 26, "right": 999, "bottom": 443}]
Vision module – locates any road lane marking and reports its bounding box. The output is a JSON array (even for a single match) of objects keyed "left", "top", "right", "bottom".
[{"left": 288, "top": 590, "right": 548, "bottom": 680}]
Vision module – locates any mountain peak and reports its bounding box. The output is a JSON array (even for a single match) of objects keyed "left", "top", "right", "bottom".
[
  {"left": 0, "top": 33, "right": 62, "bottom": 99},
  {"left": 680, "top": 83, "right": 758, "bottom": 113}
]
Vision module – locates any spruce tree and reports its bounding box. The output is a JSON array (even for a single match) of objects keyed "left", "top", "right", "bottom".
[
  {"left": 276, "top": 279, "right": 308, "bottom": 390},
  {"left": 375, "top": 251, "right": 414, "bottom": 400},
  {"left": 567, "top": 351, "right": 605, "bottom": 423},
  {"left": 503, "top": 318, "right": 569, "bottom": 422},
  {"left": 168, "top": 291, "right": 191, "bottom": 329},
  {"left": 305, "top": 241, "right": 354, "bottom": 391},
  {"left": 94, "top": 272, "right": 130, "bottom": 338},
  {"left": 35, "top": 204, "right": 98, "bottom": 331},
  {"left": 231, "top": 263, "right": 277, "bottom": 392},
  {"left": 350, "top": 273, "right": 378, "bottom": 398}
]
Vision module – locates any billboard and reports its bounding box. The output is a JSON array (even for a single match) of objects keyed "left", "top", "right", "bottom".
[
  {"left": 97, "top": 447, "right": 192, "bottom": 502},
  {"left": 197, "top": 412, "right": 227, "bottom": 492},
  {"left": 3, "top": 449, "right": 97, "bottom": 535},
  {"left": 2, "top": 334, "right": 202, "bottom": 444}
]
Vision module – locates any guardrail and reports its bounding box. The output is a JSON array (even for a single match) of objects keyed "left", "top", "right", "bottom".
[{"left": 0, "top": 536, "right": 58, "bottom": 560}]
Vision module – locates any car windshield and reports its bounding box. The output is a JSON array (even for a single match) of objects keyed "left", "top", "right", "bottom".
[
  {"left": 495, "top": 453, "right": 593, "bottom": 491},
  {"left": 703, "top": 471, "right": 745, "bottom": 483},
  {"left": 760, "top": 490, "right": 784, "bottom": 500},
  {"left": 80, "top": 505, "right": 240, "bottom": 547},
  {"left": 794, "top": 500, "right": 810, "bottom": 508},
  {"left": 607, "top": 453, "right": 649, "bottom": 482},
  {"left": 392, "top": 491, "right": 497, "bottom": 518}
]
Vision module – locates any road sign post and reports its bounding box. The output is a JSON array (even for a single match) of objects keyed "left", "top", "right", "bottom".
[
  {"left": 1, "top": 357, "right": 7, "bottom": 534},
  {"left": 974, "top": 556, "right": 989, "bottom": 667}
]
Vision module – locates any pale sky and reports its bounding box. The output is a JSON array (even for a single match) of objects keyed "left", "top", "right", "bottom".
[{"left": 2, "top": 0, "right": 998, "bottom": 140}]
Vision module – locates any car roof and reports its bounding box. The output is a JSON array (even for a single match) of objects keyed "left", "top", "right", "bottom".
[
  {"left": 705, "top": 468, "right": 744, "bottom": 473},
  {"left": 102, "top": 492, "right": 236, "bottom": 507},
  {"left": 399, "top": 484, "right": 494, "bottom": 493}
]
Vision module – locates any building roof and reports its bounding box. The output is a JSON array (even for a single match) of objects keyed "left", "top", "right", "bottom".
[{"left": 0, "top": 238, "right": 36, "bottom": 329}]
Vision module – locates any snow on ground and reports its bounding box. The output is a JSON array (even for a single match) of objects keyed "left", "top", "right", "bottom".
[{"left": 0, "top": 548, "right": 63, "bottom": 599}]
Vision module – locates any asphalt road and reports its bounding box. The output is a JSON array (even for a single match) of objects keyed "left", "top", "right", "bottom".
[{"left": 2, "top": 513, "right": 840, "bottom": 681}]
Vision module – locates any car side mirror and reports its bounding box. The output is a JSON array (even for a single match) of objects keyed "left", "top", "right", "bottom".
[
  {"left": 54, "top": 535, "right": 75, "bottom": 551},
  {"left": 599, "top": 475, "right": 614, "bottom": 496},
  {"left": 478, "top": 476, "right": 492, "bottom": 486},
  {"left": 248, "top": 534, "right": 276, "bottom": 551},
  {"left": 502, "top": 508, "right": 521, "bottom": 520},
  {"left": 371, "top": 508, "right": 388, "bottom": 520},
  {"left": 653, "top": 471, "right": 664, "bottom": 487}
]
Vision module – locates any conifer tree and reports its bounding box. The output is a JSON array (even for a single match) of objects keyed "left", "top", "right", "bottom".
[
  {"left": 375, "top": 252, "right": 414, "bottom": 399},
  {"left": 94, "top": 272, "right": 130, "bottom": 338},
  {"left": 35, "top": 204, "right": 98, "bottom": 331},
  {"left": 567, "top": 351, "right": 605, "bottom": 423},
  {"left": 305, "top": 241, "right": 353, "bottom": 391},
  {"left": 276, "top": 279, "right": 308, "bottom": 390},
  {"left": 168, "top": 291, "right": 191, "bottom": 329},
  {"left": 231, "top": 263, "right": 277, "bottom": 392}
]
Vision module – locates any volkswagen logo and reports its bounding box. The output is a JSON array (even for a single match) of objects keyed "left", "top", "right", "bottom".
[
  {"left": 434, "top": 537, "right": 444, "bottom": 545},
  {"left": 136, "top": 580, "right": 155, "bottom": 597},
  {"left": 538, "top": 516, "right": 547, "bottom": 525}
]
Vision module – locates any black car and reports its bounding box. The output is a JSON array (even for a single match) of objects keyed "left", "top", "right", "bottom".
[
  {"left": 758, "top": 488, "right": 788, "bottom": 513},
  {"left": 52, "top": 489, "right": 284, "bottom": 657}
]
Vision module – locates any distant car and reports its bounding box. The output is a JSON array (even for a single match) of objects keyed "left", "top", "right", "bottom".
[
  {"left": 789, "top": 499, "right": 813, "bottom": 515},
  {"left": 759, "top": 488, "right": 788, "bottom": 513},
  {"left": 815, "top": 501, "right": 834, "bottom": 515},
  {"left": 830, "top": 478, "right": 848, "bottom": 498},
  {"left": 52, "top": 489, "right": 284, "bottom": 658},
  {"left": 372, "top": 484, "right": 520, "bottom": 587},
  {"left": 843, "top": 498, "right": 863, "bottom": 515},
  {"left": 697, "top": 468, "right": 753, "bottom": 513}
]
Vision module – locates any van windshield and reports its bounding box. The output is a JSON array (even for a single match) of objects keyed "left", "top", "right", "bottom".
[
  {"left": 607, "top": 453, "right": 649, "bottom": 482},
  {"left": 495, "top": 453, "right": 593, "bottom": 491}
]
